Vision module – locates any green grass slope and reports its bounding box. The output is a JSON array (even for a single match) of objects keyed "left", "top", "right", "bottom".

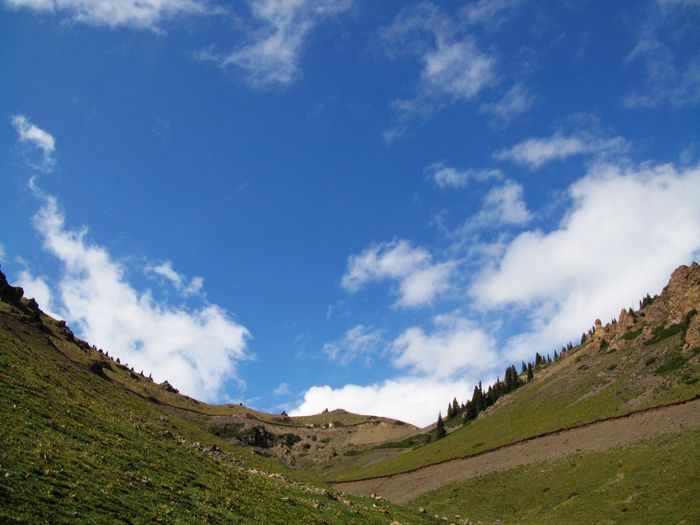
[
  {"left": 329, "top": 266, "right": 700, "bottom": 482},
  {"left": 412, "top": 427, "right": 700, "bottom": 525},
  {"left": 0, "top": 292, "right": 437, "bottom": 524}
]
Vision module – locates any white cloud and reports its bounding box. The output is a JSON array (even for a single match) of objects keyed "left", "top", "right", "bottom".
[
  {"left": 0, "top": 244, "right": 5, "bottom": 262},
  {"left": 624, "top": 1, "right": 700, "bottom": 108},
  {"left": 295, "top": 311, "right": 498, "bottom": 426},
  {"left": 494, "top": 131, "right": 628, "bottom": 169},
  {"left": 198, "top": 0, "right": 351, "bottom": 87},
  {"left": 4, "top": 0, "right": 206, "bottom": 30},
  {"left": 479, "top": 83, "right": 534, "bottom": 127},
  {"left": 30, "top": 193, "right": 251, "bottom": 401},
  {"left": 145, "top": 260, "right": 204, "bottom": 296},
  {"left": 382, "top": 2, "right": 496, "bottom": 140},
  {"left": 391, "top": 313, "right": 497, "bottom": 379},
  {"left": 273, "top": 382, "right": 290, "bottom": 395},
  {"left": 461, "top": 0, "right": 523, "bottom": 29},
  {"left": 463, "top": 180, "right": 532, "bottom": 231},
  {"left": 16, "top": 269, "right": 60, "bottom": 319},
  {"left": 427, "top": 161, "right": 502, "bottom": 189},
  {"left": 322, "top": 324, "right": 383, "bottom": 366},
  {"left": 290, "top": 376, "right": 471, "bottom": 427},
  {"left": 341, "top": 240, "right": 454, "bottom": 308},
  {"left": 11, "top": 115, "right": 56, "bottom": 172},
  {"left": 471, "top": 161, "right": 700, "bottom": 361}
]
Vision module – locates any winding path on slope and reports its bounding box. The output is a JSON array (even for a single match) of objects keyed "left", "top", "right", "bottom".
[{"left": 330, "top": 397, "right": 700, "bottom": 505}]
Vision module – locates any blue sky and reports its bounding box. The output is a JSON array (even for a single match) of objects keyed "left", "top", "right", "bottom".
[{"left": 1, "top": 0, "right": 699, "bottom": 426}]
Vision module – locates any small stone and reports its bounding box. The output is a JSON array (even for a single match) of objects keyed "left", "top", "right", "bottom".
[{"left": 418, "top": 506, "right": 427, "bottom": 513}]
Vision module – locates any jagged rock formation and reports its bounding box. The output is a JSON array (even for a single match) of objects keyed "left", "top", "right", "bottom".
[{"left": 594, "top": 262, "right": 700, "bottom": 351}]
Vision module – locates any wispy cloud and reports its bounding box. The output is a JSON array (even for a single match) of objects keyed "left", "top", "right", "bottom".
[
  {"left": 461, "top": 0, "right": 523, "bottom": 30},
  {"left": 11, "top": 115, "right": 56, "bottom": 172},
  {"left": 29, "top": 191, "right": 251, "bottom": 401},
  {"left": 494, "top": 126, "right": 629, "bottom": 169},
  {"left": 3, "top": 0, "right": 207, "bottom": 30},
  {"left": 624, "top": 0, "right": 700, "bottom": 108},
  {"left": 197, "top": 0, "right": 351, "bottom": 87},
  {"left": 145, "top": 260, "right": 204, "bottom": 296},
  {"left": 427, "top": 161, "right": 502, "bottom": 190},
  {"left": 273, "top": 382, "right": 290, "bottom": 395},
  {"left": 341, "top": 239, "right": 454, "bottom": 308},
  {"left": 322, "top": 324, "right": 384, "bottom": 366},
  {"left": 462, "top": 179, "right": 532, "bottom": 231},
  {"left": 381, "top": 2, "right": 497, "bottom": 141},
  {"left": 479, "top": 83, "right": 535, "bottom": 128}
]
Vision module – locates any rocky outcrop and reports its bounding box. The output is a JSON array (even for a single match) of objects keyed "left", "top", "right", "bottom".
[
  {"left": 595, "top": 262, "right": 700, "bottom": 350},
  {"left": 0, "top": 266, "right": 24, "bottom": 306}
]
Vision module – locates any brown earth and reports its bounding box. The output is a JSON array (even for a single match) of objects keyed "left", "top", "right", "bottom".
[{"left": 331, "top": 397, "right": 700, "bottom": 504}]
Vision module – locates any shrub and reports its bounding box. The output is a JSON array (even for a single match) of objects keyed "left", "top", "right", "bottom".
[
  {"left": 655, "top": 354, "right": 688, "bottom": 374},
  {"left": 644, "top": 323, "right": 683, "bottom": 346},
  {"left": 621, "top": 328, "right": 643, "bottom": 341}
]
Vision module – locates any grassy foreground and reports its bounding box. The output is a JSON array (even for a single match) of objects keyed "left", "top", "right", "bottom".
[
  {"left": 411, "top": 427, "right": 700, "bottom": 525},
  {"left": 0, "top": 300, "right": 437, "bottom": 525}
]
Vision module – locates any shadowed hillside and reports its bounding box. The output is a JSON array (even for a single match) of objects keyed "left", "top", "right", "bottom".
[{"left": 0, "top": 268, "right": 437, "bottom": 524}]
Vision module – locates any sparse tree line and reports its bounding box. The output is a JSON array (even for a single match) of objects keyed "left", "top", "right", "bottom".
[
  {"left": 434, "top": 291, "right": 665, "bottom": 438},
  {"left": 434, "top": 345, "right": 573, "bottom": 438}
]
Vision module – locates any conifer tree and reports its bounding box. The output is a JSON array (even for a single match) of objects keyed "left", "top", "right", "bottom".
[
  {"left": 511, "top": 364, "right": 520, "bottom": 388},
  {"left": 527, "top": 363, "right": 534, "bottom": 381},
  {"left": 465, "top": 401, "right": 478, "bottom": 421},
  {"left": 504, "top": 365, "right": 513, "bottom": 391},
  {"left": 471, "top": 383, "right": 484, "bottom": 412},
  {"left": 435, "top": 412, "right": 446, "bottom": 439},
  {"left": 521, "top": 361, "right": 527, "bottom": 374},
  {"left": 452, "top": 397, "right": 460, "bottom": 417}
]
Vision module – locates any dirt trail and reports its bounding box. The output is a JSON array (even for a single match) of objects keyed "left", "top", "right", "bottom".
[{"left": 331, "top": 398, "right": 700, "bottom": 504}]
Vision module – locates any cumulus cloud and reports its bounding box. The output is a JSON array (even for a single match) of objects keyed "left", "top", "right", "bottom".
[
  {"left": 322, "top": 324, "right": 384, "bottom": 366},
  {"left": 479, "top": 83, "right": 534, "bottom": 127},
  {"left": 295, "top": 310, "right": 497, "bottom": 426},
  {"left": 30, "top": 193, "right": 250, "bottom": 401},
  {"left": 11, "top": 115, "right": 56, "bottom": 172},
  {"left": 145, "top": 260, "right": 203, "bottom": 296},
  {"left": 494, "top": 129, "right": 628, "bottom": 169},
  {"left": 472, "top": 160, "right": 700, "bottom": 360},
  {"left": 16, "top": 268, "right": 60, "bottom": 319},
  {"left": 381, "top": 2, "right": 497, "bottom": 140},
  {"left": 391, "top": 312, "right": 497, "bottom": 379},
  {"left": 3, "top": 0, "right": 206, "bottom": 30},
  {"left": 427, "top": 161, "right": 502, "bottom": 189},
  {"left": 341, "top": 240, "right": 454, "bottom": 308},
  {"left": 290, "top": 376, "right": 472, "bottom": 427},
  {"left": 198, "top": 0, "right": 351, "bottom": 86}
]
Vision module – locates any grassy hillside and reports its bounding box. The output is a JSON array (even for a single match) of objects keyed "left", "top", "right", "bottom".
[
  {"left": 411, "top": 426, "right": 700, "bottom": 525},
  {"left": 327, "top": 266, "right": 700, "bottom": 482},
  {"left": 0, "top": 292, "right": 437, "bottom": 523}
]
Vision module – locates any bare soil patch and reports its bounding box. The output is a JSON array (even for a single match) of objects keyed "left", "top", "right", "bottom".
[{"left": 332, "top": 398, "right": 700, "bottom": 504}]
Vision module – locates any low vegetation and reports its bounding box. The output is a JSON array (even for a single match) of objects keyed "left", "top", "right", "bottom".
[
  {"left": 412, "top": 427, "right": 700, "bottom": 525},
  {"left": 0, "top": 293, "right": 437, "bottom": 524}
]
